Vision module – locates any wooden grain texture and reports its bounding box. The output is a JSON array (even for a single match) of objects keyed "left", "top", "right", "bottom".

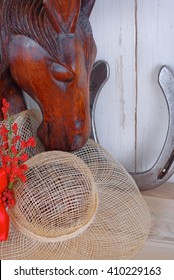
[
  {"left": 136, "top": 0, "right": 173, "bottom": 173},
  {"left": 0, "top": 0, "right": 97, "bottom": 152},
  {"left": 90, "top": 0, "right": 136, "bottom": 171},
  {"left": 134, "top": 183, "right": 174, "bottom": 259}
]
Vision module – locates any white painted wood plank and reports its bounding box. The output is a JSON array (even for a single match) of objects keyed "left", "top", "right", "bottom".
[
  {"left": 90, "top": 0, "right": 136, "bottom": 171},
  {"left": 136, "top": 0, "right": 174, "bottom": 173}
]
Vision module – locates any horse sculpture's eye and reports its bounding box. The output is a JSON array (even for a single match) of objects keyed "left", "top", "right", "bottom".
[{"left": 49, "top": 62, "right": 75, "bottom": 82}]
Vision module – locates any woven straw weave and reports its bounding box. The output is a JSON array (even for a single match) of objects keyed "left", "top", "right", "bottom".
[
  {"left": 0, "top": 135, "right": 151, "bottom": 259},
  {"left": 9, "top": 152, "right": 98, "bottom": 242}
]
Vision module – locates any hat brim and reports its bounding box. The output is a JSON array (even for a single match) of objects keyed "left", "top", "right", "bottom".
[{"left": 0, "top": 139, "right": 151, "bottom": 260}]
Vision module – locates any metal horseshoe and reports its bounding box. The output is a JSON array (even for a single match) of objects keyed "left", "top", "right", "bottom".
[
  {"left": 90, "top": 62, "right": 174, "bottom": 191},
  {"left": 131, "top": 66, "right": 174, "bottom": 190},
  {"left": 89, "top": 60, "right": 110, "bottom": 141}
]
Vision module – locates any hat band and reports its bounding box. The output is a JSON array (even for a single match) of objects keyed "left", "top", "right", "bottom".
[{"left": 10, "top": 193, "right": 98, "bottom": 243}]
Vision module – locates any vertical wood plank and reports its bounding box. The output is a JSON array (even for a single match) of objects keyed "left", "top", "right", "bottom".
[
  {"left": 136, "top": 0, "right": 174, "bottom": 173},
  {"left": 90, "top": 0, "right": 136, "bottom": 171}
]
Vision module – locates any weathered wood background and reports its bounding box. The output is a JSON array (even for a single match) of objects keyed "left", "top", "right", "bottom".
[
  {"left": 90, "top": 0, "right": 174, "bottom": 181},
  {"left": 25, "top": 0, "right": 174, "bottom": 181}
]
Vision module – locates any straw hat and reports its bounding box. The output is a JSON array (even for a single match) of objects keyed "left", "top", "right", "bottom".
[{"left": 0, "top": 131, "right": 151, "bottom": 259}]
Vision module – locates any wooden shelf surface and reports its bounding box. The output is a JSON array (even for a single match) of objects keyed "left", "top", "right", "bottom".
[{"left": 134, "top": 183, "right": 174, "bottom": 259}]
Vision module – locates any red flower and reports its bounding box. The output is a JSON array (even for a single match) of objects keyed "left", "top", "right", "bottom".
[
  {"left": 0, "top": 143, "right": 8, "bottom": 150},
  {"left": 0, "top": 98, "right": 38, "bottom": 241},
  {"left": 0, "top": 124, "right": 9, "bottom": 136},
  {"left": 12, "top": 135, "right": 21, "bottom": 145},
  {"left": 0, "top": 189, "right": 16, "bottom": 208},
  {"left": 2, "top": 155, "right": 11, "bottom": 164},
  {"left": 27, "top": 137, "right": 36, "bottom": 147},
  {"left": 0, "top": 98, "right": 36, "bottom": 209},
  {"left": 1, "top": 98, "right": 10, "bottom": 120},
  {"left": 12, "top": 123, "right": 18, "bottom": 134},
  {"left": 21, "top": 140, "right": 26, "bottom": 149},
  {"left": 11, "top": 145, "right": 18, "bottom": 155},
  {"left": 2, "top": 135, "right": 8, "bottom": 142},
  {"left": 21, "top": 137, "right": 36, "bottom": 149},
  {"left": 20, "top": 153, "right": 29, "bottom": 162},
  {"left": 20, "top": 164, "right": 28, "bottom": 172}
]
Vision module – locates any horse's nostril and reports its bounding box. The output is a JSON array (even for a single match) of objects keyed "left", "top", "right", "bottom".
[
  {"left": 72, "top": 134, "right": 84, "bottom": 150},
  {"left": 75, "top": 120, "right": 84, "bottom": 130}
]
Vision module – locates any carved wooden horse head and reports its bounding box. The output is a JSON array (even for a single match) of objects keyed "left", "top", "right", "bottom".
[{"left": 0, "top": 0, "right": 96, "bottom": 151}]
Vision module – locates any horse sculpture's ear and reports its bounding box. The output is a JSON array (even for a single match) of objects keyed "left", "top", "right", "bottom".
[
  {"left": 43, "top": 0, "right": 81, "bottom": 33},
  {"left": 81, "top": 0, "right": 96, "bottom": 18}
]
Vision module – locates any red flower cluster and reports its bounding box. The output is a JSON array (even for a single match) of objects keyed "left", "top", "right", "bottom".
[
  {"left": 0, "top": 98, "right": 36, "bottom": 207},
  {"left": 1, "top": 98, "right": 10, "bottom": 120},
  {"left": 0, "top": 188, "right": 15, "bottom": 208}
]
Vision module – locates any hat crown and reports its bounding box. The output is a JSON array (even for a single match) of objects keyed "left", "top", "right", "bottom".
[{"left": 9, "top": 152, "right": 98, "bottom": 242}]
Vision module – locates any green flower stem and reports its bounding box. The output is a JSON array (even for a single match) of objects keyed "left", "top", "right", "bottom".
[
  {"left": 8, "top": 181, "right": 13, "bottom": 190},
  {"left": 7, "top": 114, "right": 14, "bottom": 157},
  {"left": 17, "top": 148, "right": 25, "bottom": 157}
]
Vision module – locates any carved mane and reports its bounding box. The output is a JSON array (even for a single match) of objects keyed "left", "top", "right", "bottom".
[{"left": 0, "top": 0, "right": 95, "bottom": 75}]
